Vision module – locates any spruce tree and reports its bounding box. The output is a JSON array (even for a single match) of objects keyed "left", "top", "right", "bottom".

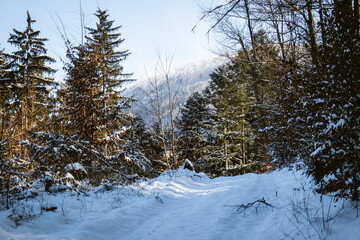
[
  {"left": 268, "top": 61, "right": 311, "bottom": 167},
  {"left": 177, "top": 91, "right": 210, "bottom": 168},
  {"left": 6, "top": 11, "right": 56, "bottom": 133},
  {"left": 0, "top": 132, "right": 17, "bottom": 208},
  {"left": 0, "top": 49, "right": 5, "bottom": 84},
  {"left": 52, "top": 9, "right": 149, "bottom": 183},
  {"left": 270, "top": 3, "right": 360, "bottom": 200},
  {"left": 0, "top": 50, "right": 22, "bottom": 196},
  {"left": 86, "top": 8, "right": 132, "bottom": 91},
  {"left": 0, "top": 49, "right": 11, "bottom": 141},
  {"left": 60, "top": 44, "right": 101, "bottom": 143},
  {"left": 0, "top": 12, "right": 56, "bottom": 187},
  {"left": 244, "top": 32, "right": 280, "bottom": 165},
  {"left": 55, "top": 43, "right": 113, "bottom": 183},
  {"left": 21, "top": 43, "right": 103, "bottom": 185},
  {"left": 305, "top": 4, "right": 360, "bottom": 200},
  {"left": 86, "top": 9, "right": 133, "bottom": 137},
  {"left": 204, "top": 59, "right": 254, "bottom": 176},
  {"left": 121, "top": 114, "right": 156, "bottom": 177}
]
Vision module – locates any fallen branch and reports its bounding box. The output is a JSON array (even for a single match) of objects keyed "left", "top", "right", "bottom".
[
  {"left": 155, "top": 193, "right": 163, "bottom": 204},
  {"left": 233, "top": 198, "right": 274, "bottom": 215}
]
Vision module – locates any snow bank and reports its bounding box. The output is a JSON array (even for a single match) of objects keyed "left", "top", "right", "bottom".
[
  {"left": 0, "top": 169, "right": 358, "bottom": 239},
  {"left": 65, "top": 162, "right": 87, "bottom": 174}
]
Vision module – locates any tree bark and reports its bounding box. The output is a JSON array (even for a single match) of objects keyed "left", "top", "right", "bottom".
[
  {"left": 224, "top": 127, "right": 229, "bottom": 176},
  {"left": 244, "top": 0, "right": 256, "bottom": 55},
  {"left": 319, "top": 0, "right": 326, "bottom": 44},
  {"left": 305, "top": 0, "right": 318, "bottom": 65},
  {"left": 354, "top": 0, "right": 360, "bottom": 31}
]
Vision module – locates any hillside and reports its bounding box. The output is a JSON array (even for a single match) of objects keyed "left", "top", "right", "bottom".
[{"left": 124, "top": 56, "right": 226, "bottom": 124}]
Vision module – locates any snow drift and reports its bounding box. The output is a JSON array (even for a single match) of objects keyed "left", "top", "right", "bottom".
[{"left": 0, "top": 168, "right": 358, "bottom": 239}]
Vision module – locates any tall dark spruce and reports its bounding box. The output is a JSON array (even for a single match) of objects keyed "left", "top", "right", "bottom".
[
  {"left": 1, "top": 12, "right": 56, "bottom": 189},
  {"left": 6, "top": 11, "right": 56, "bottom": 134},
  {"left": 305, "top": 2, "right": 360, "bottom": 200},
  {"left": 177, "top": 91, "right": 210, "bottom": 171},
  {"left": 55, "top": 9, "right": 153, "bottom": 183},
  {"left": 271, "top": 1, "right": 360, "bottom": 201},
  {"left": 204, "top": 59, "right": 253, "bottom": 176},
  {"left": 86, "top": 9, "right": 133, "bottom": 139}
]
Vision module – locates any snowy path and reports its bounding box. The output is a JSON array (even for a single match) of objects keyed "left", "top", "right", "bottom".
[
  {"left": 0, "top": 169, "right": 358, "bottom": 240},
  {"left": 66, "top": 172, "right": 284, "bottom": 240}
]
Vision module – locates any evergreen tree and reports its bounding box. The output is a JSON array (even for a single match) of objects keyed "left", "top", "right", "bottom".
[
  {"left": 86, "top": 8, "right": 132, "bottom": 91},
  {"left": 244, "top": 31, "right": 280, "bottom": 165},
  {"left": 86, "top": 9, "right": 133, "bottom": 138},
  {"left": 121, "top": 114, "right": 156, "bottom": 177},
  {"left": 0, "top": 12, "right": 56, "bottom": 188},
  {"left": 22, "top": 43, "right": 106, "bottom": 186},
  {"left": 51, "top": 9, "right": 149, "bottom": 184},
  {"left": 177, "top": 91, "right": 210, "bottom": 169},
  {"left": 60, "top": 44, "right": 102, "bottom": 143},
  {"left": 268, "top": 61, "right": 311, "bottom": 167},
  {"left": 6, "top": 11, "right": 56, "bottom": 133},
  {"left": 0, "top": 132, "right": 16, "bottom": 208},
  {"left": 1, "top": 47, "right": 27, "bottom": 199},
  {"left": 0, "top": 49, "right": 12, "bottom": 141},
  {"left": 204, "top": 59, "right": 254, "bottom": 175},
  {"left": 148, "top": 120, "right": 172, "bottom": 173},
  {"left": 270, "top": 2, "right": 360, "bottom": 201},
  {"left": 0, "top": 49, "right": 5, "bottom": 84},
  {"left": 56, "top": 43, "right": 116, "bottom": 183},
  {"left": 305, "top": 4, "right": 360, "bottom": 201}
]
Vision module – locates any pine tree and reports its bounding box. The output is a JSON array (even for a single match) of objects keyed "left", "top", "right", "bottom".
[
  {"left": 86, "top": 8, "right": 132, "bottom": 92},
  {"left": 86, "top": 9, "right": 133, "bottom": 138},
  {"left": 269, "top": 2, "right": 360, "bottom": 200},
  {"left": 0, "top": 49, "right": 12, "bottom": 141},
  {"left": 60, "top": 44, "right": 101, "bottom": 143},
  {"left": 0, "top": 132, "right": 17, "bottom": 208},
  {"left": 305, "top": 4, "right": 360, "bottom": 201},
  {"left": 6, "top": 11, "right": 56, "bottom": 133},
  {"left": 52, "top": 8, "right": 147, "bottom": 184},
  {"left": 121, "top": 114, "right": 156, "bottom": 178},
  {"left": 203, "top": 58, "right": 254, "bottom": 176},
  {"left": 177, "top": 91, "right": 210, "bottom": 169}
]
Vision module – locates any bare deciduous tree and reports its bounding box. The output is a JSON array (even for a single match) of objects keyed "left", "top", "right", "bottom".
[{"left": 139, "top": 50, "right": 186, "bottom": 169}]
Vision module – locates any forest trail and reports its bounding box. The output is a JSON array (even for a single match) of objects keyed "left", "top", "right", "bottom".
[
  {"left": 0, "top": 169, "right": 357, "bottom": 240},
  {"left": 64, "top": 170, "right": 285, "bottom": 240}
]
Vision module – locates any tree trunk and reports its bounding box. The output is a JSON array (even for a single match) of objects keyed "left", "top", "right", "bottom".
[
  {"left": 305, "top": 0, "right": 318, "bottom": 65},
  {"left": 6, "top": 177, "right": 10, "bottom": 209},
  {"left": 354, "top": 0, "right": 360, "bottom": 31},
  {"left": 166, "top": 73, "right": 177, "bottom": 167},
  {"left": 272, "top": 1, "right": 286, "bottom": 59},
  {"left": 157, "top": 86, "right": 170, "bottom": 170},
  {"left": 224, "top": 127, "right": 229, "bottom": 176},
  {"left": 334, "top": 0, "right": 356, "bottom": 34},
  {"left": 244, "top": 0, "right": 256, "bottom": 56},
  {"left": 319, "top": 0, "right": 327, "bottom": 44}
]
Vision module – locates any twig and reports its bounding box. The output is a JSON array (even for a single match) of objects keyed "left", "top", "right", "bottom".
[
  {"left": 233, "top": 197, "right": 274, "bottom": 215},
  {"left": 155, "top": 193, "right": 163, "bottom": 204}
]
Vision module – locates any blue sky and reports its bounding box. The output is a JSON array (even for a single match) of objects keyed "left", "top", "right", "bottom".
[{"left": 0, "top": 0, "right": 220, "bottom": 81}]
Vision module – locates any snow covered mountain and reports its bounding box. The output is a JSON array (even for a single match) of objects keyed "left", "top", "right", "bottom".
[{"left": 124, "top": 56, "right": 226, "bottom": 124}]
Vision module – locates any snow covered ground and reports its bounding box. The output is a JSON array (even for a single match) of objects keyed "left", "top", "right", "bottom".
[{"left": 0, "top": 168, "right": 359, "bottom": 240}]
